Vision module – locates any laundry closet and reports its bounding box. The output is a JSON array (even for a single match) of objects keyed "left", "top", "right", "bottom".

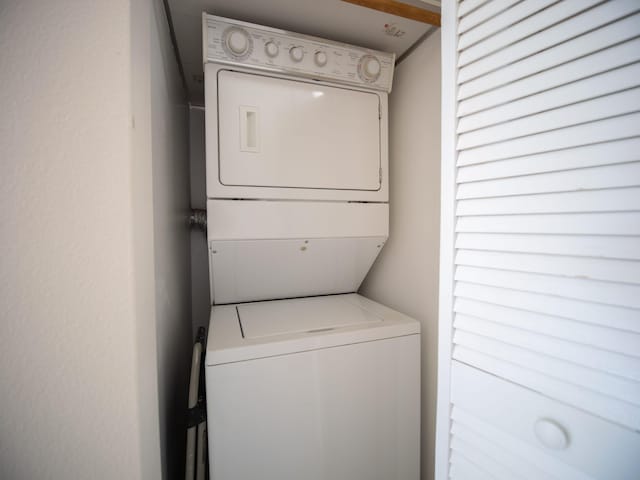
[
  {"left": 177, "top": 2, "right": 443, "bottom": 478},
  {"left": 179, "top": 2, "right": 640, "bottom": 480},
  {"left": 2, "top": 1, "right": 639, "bottom": 479}
]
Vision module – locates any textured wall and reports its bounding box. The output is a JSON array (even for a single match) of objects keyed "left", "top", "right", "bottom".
[
  {"left": 0, "top": 1, "right": 191, "bottom": 478},
  {"left": 359, "top": 30, "right": 442, "bottom": 480},
  {"left": 0, "top": 1, "right": 144, "bottom": 478}
]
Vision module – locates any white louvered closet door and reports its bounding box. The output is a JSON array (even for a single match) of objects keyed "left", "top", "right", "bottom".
[{"left": 437, "top": 1, "right": 640, "bottom": 479}]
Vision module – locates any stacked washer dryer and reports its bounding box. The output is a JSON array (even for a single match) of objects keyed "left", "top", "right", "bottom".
[{"left": 202, "top": 14, "right": 420, "bottom": 480}]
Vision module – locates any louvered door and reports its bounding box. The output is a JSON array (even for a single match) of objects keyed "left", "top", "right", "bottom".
[{"left": 437, "top": 1, "right": 640, "bottom": 479}]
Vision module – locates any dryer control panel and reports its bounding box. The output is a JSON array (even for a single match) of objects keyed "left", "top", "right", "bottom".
[{"left": 203, "top": 13, "right": 395, "bottom": 93}]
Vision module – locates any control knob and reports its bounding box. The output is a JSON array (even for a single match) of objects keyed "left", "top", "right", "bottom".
[
  {"left": 314, "top": 51, "right": 328, "bottom": 67},
  {"left": 223, "top": 27, "right": 252, "bottom": 58},
  {"left": 289, "top": 46, "right": 304, "bottom": 63},
  {"left": 265, "top": 41, "right": 279, "bottom": 58},
  {"left": 358, "top": 54, "right": 382, "bottom": 82}
]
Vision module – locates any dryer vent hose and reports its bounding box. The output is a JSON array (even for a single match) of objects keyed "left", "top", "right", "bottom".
[{"left": 189, "top": 209, "right": 207, "bottom": 232}]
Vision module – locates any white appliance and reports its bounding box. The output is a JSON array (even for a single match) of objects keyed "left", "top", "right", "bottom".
[
  {"left": 202, "top": 14, "right": 420, "bottom": 480},
  {"left": 206, "top": 294, "right": 420, "bottom": 480},
  {"left": 203, "top": 14, "right": 394, "bottom": 305}
]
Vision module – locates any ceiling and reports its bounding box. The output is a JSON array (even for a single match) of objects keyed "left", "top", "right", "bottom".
[{"left": 165, "top": 0, "right": 440, "bottom": 103}]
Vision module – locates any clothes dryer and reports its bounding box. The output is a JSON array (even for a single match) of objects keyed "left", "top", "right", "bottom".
[
  {"left": 202, "top": 14, "right": 395, "bottom": 305},
  {"left": 202, "top": 15, "right": 420, "bottom": 480}
]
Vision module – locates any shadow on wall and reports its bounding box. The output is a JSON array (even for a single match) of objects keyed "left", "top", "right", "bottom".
[
  {"left": 188, "top": 107, "right": 212, "bottom": 338},
  {"left": 359, "top": 29, "right": 441, "bottom": 480}
]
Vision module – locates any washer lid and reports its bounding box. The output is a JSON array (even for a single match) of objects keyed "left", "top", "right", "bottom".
[
  {"left": 206, "top": 294, "right": 420, "bottom": 366},
  {"left": 238, "top": 295, "right": 382, "bottom": 339}
]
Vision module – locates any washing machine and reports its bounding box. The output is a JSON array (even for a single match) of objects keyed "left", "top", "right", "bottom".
[
  {"left": 206, "top": 294, "right": 420, "bottom": 480},
  {"left": 202, "top": 14, "right": 420, "bottom": 479}
]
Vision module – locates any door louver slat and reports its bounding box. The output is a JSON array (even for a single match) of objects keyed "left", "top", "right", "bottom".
[
  {"left": 454, "top": 313, "right": 640, "bottom": 380},
  {"left": 457, "top": 138, "right": 640, "bottom": 181},
  {"left": 455, "top": 265, "right": 640, "bottom": 310},
  {"left": 451, "top": 406, "right": 593, "bottom": 480},
  {"left": 455, "top": 232, "right": 640, "bottom": 260},
  {"left": 456, "top": 187, "right": 640, "bottom": 215},
  {"left": 458, "top": 62, "right": 640, "bottom": 133},
  {"left": 458, "top": 1, "right": 640, "bottom": 83},
  {"left": 458, "top": 0, "right": 520, "bottom": 34},
  {"left": 458, "top": 0, "right": 557, "bottom": 51},
  {"left": 455, "top": 283, "right": 640, "bottom": 334},
  {"left": 458, "top": 88, "right": 640, "bottom": 147},
  {"left": 458, "top": 0, "right": 600, "bottom": 67},
  {"left": 458, "top": 0, "right": 491, "bottom": 19},
  {"left": 457, "top": 162, "right": 640, "bottom": 198},
  {"left": 458, "top": 13, "right": 640, "bottom": 102},
  {"left": 457, "top": 113, "right": 640, "bottom": 165}
]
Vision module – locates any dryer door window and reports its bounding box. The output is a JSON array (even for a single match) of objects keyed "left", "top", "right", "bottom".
[{"left": 217, "top": 70, "right": 381, "bottom": 191}]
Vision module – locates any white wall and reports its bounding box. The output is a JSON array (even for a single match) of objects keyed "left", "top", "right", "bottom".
[
  {"left": 0, "top": 1, "right": 190, "bottom": 478},
  {"left": 359, "top": 30, "right": 441, "bottom": 480},
  {"left": 131, "top": 1, "right": 163, "bottom": 476},
  {"left": 149, "top": 0, "right": 192, "bottom": 478},
  {"left": 0, "top": 1, "right": 145, "bottom": 478}
]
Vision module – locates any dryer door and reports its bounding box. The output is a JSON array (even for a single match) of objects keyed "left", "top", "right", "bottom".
[{"left": 217, "top": 70, "right": 381, "bottom": 191}]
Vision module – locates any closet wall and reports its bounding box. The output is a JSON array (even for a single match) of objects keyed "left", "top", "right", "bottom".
[
  {"left": 359, "top": 30, "right": 442, "bottom": 480},
  {"left": 146, "top": 0, "right": 192, "bottom": 477},
  {"left": 0, "top": 0, "right": 191, "bottom": 478},
  {"left": 1, "top": 2, "right": 144, "bottom": 477},
  {"left": 189, "top": 107, "right": 211, "bottom": 336}
]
